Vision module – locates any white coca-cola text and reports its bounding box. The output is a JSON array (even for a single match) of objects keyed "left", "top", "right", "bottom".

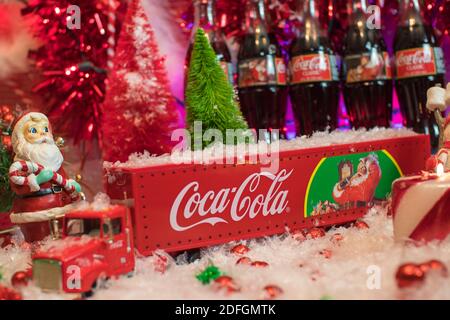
[
  {"left": 169, "top": 169, "right": 293, "bottom": 231},
  {"left": 396, "top": 49, "right": 433, "bottom": 67},
  {"left": 292, "top": 55, "right": 328, "bottom": 72}
]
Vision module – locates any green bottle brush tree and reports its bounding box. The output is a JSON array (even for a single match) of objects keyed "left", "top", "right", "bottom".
[{"left": 185, "top": 28, "right": 249, "bottom": 150}]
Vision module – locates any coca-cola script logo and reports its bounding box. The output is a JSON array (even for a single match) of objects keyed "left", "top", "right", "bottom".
[
  {"left": 292, "top": 55, "right": 328, "bottom": 72},
  {"left": 170, "top": 169, "right": 293, "bottom": 231},
  {"left": 396, "top": 48, "right": 433, "bottom": 67}
]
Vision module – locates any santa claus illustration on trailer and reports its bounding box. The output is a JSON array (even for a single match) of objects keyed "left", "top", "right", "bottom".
[
  {"left": 8, "top": 112, "right": 82, "bottom": 242},
  {"left": 332, "top": 154, "right": 382, "bottom": 207}
]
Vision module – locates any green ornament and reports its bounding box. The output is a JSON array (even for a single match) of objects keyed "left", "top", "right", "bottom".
[
  {"left": 320, "top": 295, "right": 333, "bottom": 300},
  {"left": 196, "top": 265, "right": 223, "bottom": 285},
  {"left": 185, "top": 28, "right": 249, "bottom": 150}
]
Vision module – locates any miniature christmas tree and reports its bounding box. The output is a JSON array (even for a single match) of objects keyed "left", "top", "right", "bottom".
[
  {"left": 185, "top": 28, "right": 248, "bottom": 149},
  {"left": 101, "top": 0, "right": 180, "bottom": 162}
]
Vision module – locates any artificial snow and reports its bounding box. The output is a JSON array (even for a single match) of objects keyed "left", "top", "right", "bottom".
[
  {"left": 37, "top": 235, "right": 96, "bottom": 255},
  {"left": 1, "top": 206, "right": 450, "bottom": 300},
  {"left": 105, "top": 127, "right": 417, "bottom": 169},
  {"left": 65, "top": 193, "right": 112, "bottom": 212}
]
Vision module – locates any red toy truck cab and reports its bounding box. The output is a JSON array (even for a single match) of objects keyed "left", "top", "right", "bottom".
[{"left": 32, "top": 205, "right": 135, "bottom": 295}]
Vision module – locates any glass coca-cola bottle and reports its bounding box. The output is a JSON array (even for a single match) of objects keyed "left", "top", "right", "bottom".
[
  {"left": 342, "top": 0, "right": 393, "bottom": 129},
  {"left": 289, "top": 0, "right": 340, "bottom": 136},
  {"left": 237, "top": 0, "right": 288, "bottom": 141},
  {"left": 394, "top": 0, "right": 445, "bottom": 151},
  {"left": 186, "top": 0, "right": 233, "bottom": 86}
]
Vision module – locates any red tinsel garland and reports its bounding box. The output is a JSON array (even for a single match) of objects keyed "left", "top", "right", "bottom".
[
  {"left": 169, "top": 0, "right": 449, "bottom": 55},
  {"left": 22, "top": 0, "right": 126, "bottom": 143},
  {"left": 168, "top": 0, "right": 297, "bottom": 37}
]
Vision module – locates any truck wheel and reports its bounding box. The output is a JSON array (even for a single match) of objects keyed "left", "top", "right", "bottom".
[
  {"left": 174, "top": 249, "right": 201, "bottom": 264},
  {"left": 81, "top": 275, "right": 108, "bottom": 299},
  {"left": 186, "top": 249, "right": 202, "bottom": 263},
  {"left": 125, "top": 270, "right": 135, "bottom": 278},
  {"left": 81, "top": 285, "right": 95, "bottom": 299}
]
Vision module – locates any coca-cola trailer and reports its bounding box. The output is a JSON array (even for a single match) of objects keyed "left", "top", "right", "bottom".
[{"left": 105, "top": 134, "right": 430, "bottom": 256}]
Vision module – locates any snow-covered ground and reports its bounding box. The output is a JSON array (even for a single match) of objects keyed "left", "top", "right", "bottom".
[{"left": 1, "top": 206, "right": 449, "bottom": 300}]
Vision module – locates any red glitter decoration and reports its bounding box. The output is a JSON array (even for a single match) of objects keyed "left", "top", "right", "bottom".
[
  {"left": 395, "top": 263, "right": 425, "bottom": 288},
  {"left": 22, "top": 0, "right": 127, "bottom": 143},
  {"left": 236, "top": 256, "right": 252, "bottom": 265},
  {"left": 0, "top": 285, "right": 22, "bottom": 300},
  {"left": 354, "top": 220, "right": 369, "bottom": 230},
  {"left": 230, "top": 244, "right": 250, "bottom": 255},
  {"left": 263, "top": 285, "right": 283, "bottom": 299},
  {"left": 213, "top": 275, "right": 241, "bottom": 293},
  {"left": 169, "top": 0, "right": 298, "bottom": 44},
  {"left": 306, "top": 227, "right": 326, "bottom": 239},
  {"left": 11, "top": 269, "right": 32, "bottom": 287},
  {"left": 100, "top": 0, "right": 180, "bottom": 162},
  {"left": 251, "top": 260, "right": 269, "bottom": 268},
  {"left": 419, "top": 259, "right": 448, "bottom": 276}
]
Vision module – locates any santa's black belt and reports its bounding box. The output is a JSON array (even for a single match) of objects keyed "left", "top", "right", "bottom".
[{"left": 17, "top": 186, "right": 63, "bottom": 199}]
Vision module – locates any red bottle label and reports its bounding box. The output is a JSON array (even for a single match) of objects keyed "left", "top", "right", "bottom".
[
  {"left": 289, "top": 53, "right": 336, "bottom": 84},
  {"left": 344, "top": 51, "right": 392, "bottom": 83},
  {"left": 395, "top": 47, "right": 439, "bottom": 79},
  {"left": 276, "top": 58, "right": 287, "bottom": 85},
  {"left": 238, "top": 56, "right": 287, "bottom": 88}
]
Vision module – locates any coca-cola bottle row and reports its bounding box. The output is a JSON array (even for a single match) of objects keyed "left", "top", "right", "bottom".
[{"left": 184, "top": 0, "right": 447, "bottom": 147}]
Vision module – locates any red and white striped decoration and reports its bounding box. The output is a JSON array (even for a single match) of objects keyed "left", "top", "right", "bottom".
[
  {"left": 9, "top": 160, "right": 79, "bottom": 201},
  {"left": 391, "top": 172, "right": 450, "bottom": 242}
]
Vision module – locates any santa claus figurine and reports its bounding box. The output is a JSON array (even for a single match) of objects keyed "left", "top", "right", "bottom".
[
  {"left": 426, "top": 83, "right": 450, "bottom": 173},
  {"left": 8, "top": 112, "right": 82, "bottom": 242}
]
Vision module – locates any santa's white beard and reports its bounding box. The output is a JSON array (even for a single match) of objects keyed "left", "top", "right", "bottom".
[{"left": 14, "top": 137, "right": 64, "bottom": 172}]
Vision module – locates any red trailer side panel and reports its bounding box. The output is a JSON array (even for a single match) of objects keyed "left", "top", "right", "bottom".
[{"left": 105, "top": 135, "right": 430, "bottom": 255}]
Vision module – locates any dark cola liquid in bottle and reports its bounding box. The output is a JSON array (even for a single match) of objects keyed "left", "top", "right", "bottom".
[
  {"left": 186, "top": 0, "right": 233, "bottom": 86},
  {"left": 238, "top": 0, "right": 288, "bottom": 141},
  {"left": 289, "top": 0, "right": 340, "bottom": 136},
  {"left": 394, "top": 0, "right": 445, "bottom": 151},
  {"left": 342, "top": 0, "right": 393, "bottom": 129}
]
